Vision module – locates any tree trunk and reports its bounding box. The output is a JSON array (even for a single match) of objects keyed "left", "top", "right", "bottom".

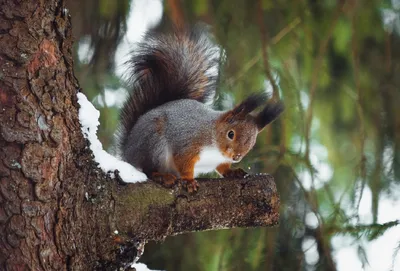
[{"left": 0, "top": 0, "right": 280, "bottom": 270}]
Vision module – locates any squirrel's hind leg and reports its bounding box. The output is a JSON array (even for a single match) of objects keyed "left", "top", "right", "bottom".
[
  {"left": 173, "top": 153, "right": 200, "bottom": 193},
  {"left": 150, "top": 150, "right": 181, "bottom": 188},
  {"left": 148, "top": 139, "right": 181, "bottom": 188}
]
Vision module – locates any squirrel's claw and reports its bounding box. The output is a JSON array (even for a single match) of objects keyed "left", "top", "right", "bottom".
[
  {"left": 180, "top": 178, "right": 199, "bottom": 193},
  {"left": 223, "top": 168, "right": 249, "bottom": 179},
  {"left": 151, "top": 173, "right": 199, "bottom": 192}
]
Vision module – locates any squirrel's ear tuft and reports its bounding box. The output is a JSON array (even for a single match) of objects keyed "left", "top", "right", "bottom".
[
  {"left": 255, "top": 101, "right": 284, "bottom": 132},
  {"left": 223, "top": 93, "right": 268, "bottom": 123}
]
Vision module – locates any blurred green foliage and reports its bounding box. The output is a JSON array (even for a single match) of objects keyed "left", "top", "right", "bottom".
[{"left": 66, "top": 0, "right": 400, "bottom": 270}]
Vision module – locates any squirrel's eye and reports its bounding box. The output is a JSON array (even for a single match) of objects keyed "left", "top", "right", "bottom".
[{"left": 227, "top": 130, "right": 235, "bottom": 140}]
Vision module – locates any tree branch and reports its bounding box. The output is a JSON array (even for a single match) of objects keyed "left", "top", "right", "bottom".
[
  {"left": 88, "top": 174, "right": 279, "bottom": 269},
  {"left": 112, "top": 174, "right": 279, "bottom": 241}
]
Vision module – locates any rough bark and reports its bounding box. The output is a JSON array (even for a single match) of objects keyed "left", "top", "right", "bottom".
[{"left": 0, "top": 0, "right": 280, "bottom": 270}]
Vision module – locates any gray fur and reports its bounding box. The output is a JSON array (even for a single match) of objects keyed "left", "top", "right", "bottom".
[{"left": 123, "top": 99, "right": 222, "bottom": 176}]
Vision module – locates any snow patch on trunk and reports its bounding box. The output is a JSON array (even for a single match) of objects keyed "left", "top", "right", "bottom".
[{"left": 77, "top": 92, "right": 147, "bottom": 182}]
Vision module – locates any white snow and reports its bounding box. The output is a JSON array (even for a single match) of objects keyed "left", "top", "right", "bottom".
[
  {"left": 77, "top": 92, "right": 147, "bottom": 182},
  {"left": 131, "top": 263, "right": 163, "bottom": 271}
]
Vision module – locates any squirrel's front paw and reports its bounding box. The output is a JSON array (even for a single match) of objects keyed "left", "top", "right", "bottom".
[
  {"left": 151, "top": 172, "right": 178, "bottom": 188},
  {"left": 180, "top": 178, "right": 199, "bottom": 193},
  {"left": 223, "top": 168, "right": 249, "bottom": 178}
]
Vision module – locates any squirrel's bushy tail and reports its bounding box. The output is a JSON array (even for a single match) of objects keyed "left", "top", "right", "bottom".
[{"left": 117, "top": 25, "right": 220, "bottom": 149}]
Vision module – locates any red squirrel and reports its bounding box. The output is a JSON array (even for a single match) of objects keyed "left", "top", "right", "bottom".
[{"left": 117, "top": 26, "right": 284, "bottom": 192}]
